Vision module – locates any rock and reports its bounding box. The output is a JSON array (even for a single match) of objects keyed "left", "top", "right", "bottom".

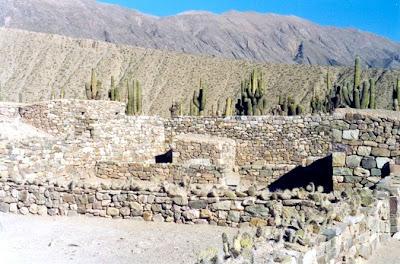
[
  {"left": 182, "top": 209, "right": 200, "bottom": 220},
  {"left": 361, "top": 157, "right": 376, "bottom": 169},
  {"left": 393, "top": 232, "right": 400, "bottom": 240},
  {"left": 212, "top": 201, "right": 231, "bottom": 211},
  {"left": 0, "top": 203, "right": 10, "bottom": 213},
  {"left": 129, "top": 202, "right": 143, "bottom": 216},
  {"left": 390, "top": 164, "right": 400, "bottom": 176},
  {"left": 200, "top": 209, "right": 212, "bottom": 219},
  {"left": 106, "top": 207, "right": 119, "bottom": 217},
  {"left": 333, "top": 168, "right": 353, "bottom": 176},
  {"left": 245, "top": 205, "right": 269, "bottom": 217},
  {"left": 120, "top": 207, "right": 130, "bottom": 216},
  {"left": 37, "top": 205, "right": 48, "bottom": 216},
  {"left": 19, "top": 207, "right": 29, "bottom": 215},
  {"left": 357, "top": 146, "right": 371, "bottom": 156},
  {"left": 153, "top": 214, "right": 164, "bottom": 222},
  {"left": 354, "top": 167, "right": 370, "bottom": 177},
  {"left": 172, "top": 196, "right": 188, "bottom": 206},
  {"left": 371, "top": 148, "right": 391, "bottom": 157},
  {"left": 343, "top": 130, "right": 359, "bottom": 140},
  {"left": 143, "top": 211, "right": 153, "bottom": 221},
  {"left": 9, "top": 203, "right": 17, "bottom": 213},
  {"left": 227, "top": 211, "right": 240, "bottom": 222},
  {"left": 29, "top": 204, "right": 38, "bottom": 214},
  {"left": 188, "top": 200, "right": 208, "bottom": 209},
  {"left": 332, "top": 152, "right": 346, "bottom": 167},
  {"left": 376, "top": 157, "right": 391, "bottom": 169},
  {"left": 346, "top": 155, "right": 362, "bottom": 168}
]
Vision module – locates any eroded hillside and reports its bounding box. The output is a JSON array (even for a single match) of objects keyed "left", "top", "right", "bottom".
[{"left": 0, "top": 28, "right": 399, "bottom": 116}]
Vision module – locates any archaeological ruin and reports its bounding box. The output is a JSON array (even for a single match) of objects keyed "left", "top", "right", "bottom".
[{"left": 0, "top": 99, "right": 400, "bottom": 263}]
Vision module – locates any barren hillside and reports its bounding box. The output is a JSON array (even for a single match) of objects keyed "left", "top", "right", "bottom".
[
  {"left": 0, "top": 0, "right": 399, "bottom": 68},
  {"left": 0, "top": 28, "right": 399, "bottom": 116}
]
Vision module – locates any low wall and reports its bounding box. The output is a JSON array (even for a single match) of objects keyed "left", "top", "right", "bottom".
[{"left": 95, "top": 162, "right": 224, "bottom": 184}]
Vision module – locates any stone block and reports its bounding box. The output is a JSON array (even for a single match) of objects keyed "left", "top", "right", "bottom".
[
  {"left": 376, "top": 157, "right": 391, "bottom": 169},
  {"left": 371, "top": 148, "right": 391, "bottom": 157},
  {"left": 332, "top": 152, "right": 346, "bottom": 167},
  {"left": 357, "top": 146, "right": 372, "bottom": 156},
  {"left": 354, "top": 167, "right": 370, "bottom": 177},
  {"left": 343, "top": 130, "right": 359, "bottom": 140},
  {"left": 361, "top": 157, "right": 376, "bottom": 169},
  {"left": 333, "top": 168, "right": 353, "bottom": 176},
  {"left": 346, "top": 155, "right": 362, "bottom": 168}
]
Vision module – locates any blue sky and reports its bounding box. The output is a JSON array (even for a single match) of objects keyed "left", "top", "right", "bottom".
[{"left": 100, "top": 0, "right": 400, "bottom": 42}]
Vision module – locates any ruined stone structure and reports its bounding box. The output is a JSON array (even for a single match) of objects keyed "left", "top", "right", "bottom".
[{"left": 0, "top": 100, "right": 400, "bottom": 263}]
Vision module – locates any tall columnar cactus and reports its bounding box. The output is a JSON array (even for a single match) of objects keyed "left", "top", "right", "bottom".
[
  {"left": 224, "top": 97, "right": 233, "bottom": 117},
  {"left": 60, "top": 87, "right": 65, "bottom": 99},
  {"left": 394, "top": 78, "right": 400, "bottom": 111},
  {"left": 369, "top": 79, "right": 376, "bottom": 109},
  {"left": 354, "top": 56, "right": 361, "bottom": 91},
  {"left": 191, "top": 80, "right": 207, "bottom": 116},
  {"left": 335, "top": 58, "right": 376, "bottom": 110},
  {"left": 109, "top": 76, "right": 116, "bottom": 101},
  {"left": 360, "top": 81, "right": 370, "bottom": 109},
  {"left": 235, "top": 69, "right": 268, "bottom": 116},
  {"left": 126, "top": 79, "right": 143, "bottom": 116},
  {"left": 85, "top": 68, "right": 102, "bottom": 100}
]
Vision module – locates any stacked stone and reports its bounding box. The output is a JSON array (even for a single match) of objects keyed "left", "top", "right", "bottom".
[
  {"left": 95, "top": 162, "right": 224, "bottom": 184},
  {"left": 238, "top": 164, "right": 297, "bottom": 185},
  {"left": 165, "top": 115, "right": 334, "bottom": 167},
  {"left": 332, "top": 111, "right": 400, "bottom": 189}
]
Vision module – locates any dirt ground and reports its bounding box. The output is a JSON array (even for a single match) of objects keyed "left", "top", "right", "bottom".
[
  {"left": 0, "top": 213, "right": 238, "bottom": 264},
  {"left": 366, "top": 238, "right": 400, "bottom": 264}
]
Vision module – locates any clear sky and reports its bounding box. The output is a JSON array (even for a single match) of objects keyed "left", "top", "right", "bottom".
[{"left": 99, "top": 0, "right": 400, "bottom": 42}]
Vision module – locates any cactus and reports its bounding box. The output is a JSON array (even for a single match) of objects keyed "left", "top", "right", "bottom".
[
  {"left": 235, "top": 69, "right": 268, "bottom": 116},
  {"left": 224, "top": 97, "right": 233, "bottom": 117},
  {"left": 109, "top": 76, "right": 116, "bottom": 101},
  {"left": 354, "top": 56, "right": 361, "bottom": 91},
  {"left": 360, "top": 81, "right": 370, "bottom": 109},
  {"left": 342, "top": 83, "right": 352, "bottom": 106},
  {"left": 85, "top": 68, "right": 103, "bottom": 100},
  {"left": 353, "top": 86, "right": 360, "bottom": 109},
  {"left": 126, "top": 79, "right": 143, "bottom": 116},
  {"left": 191, "top": 80, "right": 207, "bottom": 116},
  {"left": 369, "top": 79, "right": 376, "bottom": 109},
  {"left": 60, "top": 87, "right": 65, "bottom": 99},
  {"left": 394, "top": 79, "right": 400, "bottom": 111},
  {"left": 50, "top": 89, "right": 56, "bottom": 100}
]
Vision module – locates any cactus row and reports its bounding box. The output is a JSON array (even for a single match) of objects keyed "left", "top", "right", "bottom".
[{"left": 235, "top": 69, "right": 268, "bottom": 116}]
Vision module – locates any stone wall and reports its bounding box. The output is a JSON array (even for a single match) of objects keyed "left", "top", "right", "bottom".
[
  {"left": 95, "top": 162, "right": 224, "bottom": 184},
  {"left": 331, "top": 110, "right": 400, "bottom": 189},
  {"left": 0, "top": 100, "right": 166, "bottom": 182},
  {"left": 172, "top": 134, "right": 236, "bottom": 169},
  {"left": 165, "top": 115, "right": 334, "bottom": 167}
]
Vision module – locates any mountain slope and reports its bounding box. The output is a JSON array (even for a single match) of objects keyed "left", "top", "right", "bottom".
[
  {"left": 0, "top": 28, "right": 399, "bottom": 117},
  {"left": 0, "top": 0, "right": 399, "bottom": 68}
]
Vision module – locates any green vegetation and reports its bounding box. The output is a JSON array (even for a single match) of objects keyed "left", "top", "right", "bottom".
[
  {"left": 190, "top": 80, "right": 207, "bottom": 116},
  {"left": 126, "top": 79, "right": 142, "bottom": 116},
  {"left": 235, "top": 69, "right": 268, "bottom": 116},
  {"left": 85, "top": 68, "right": 103, "bottom": 100}
]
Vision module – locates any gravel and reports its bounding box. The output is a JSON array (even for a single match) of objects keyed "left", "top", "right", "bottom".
[{"left": 0, "top": 213, "right": 238, "bottom": 264}]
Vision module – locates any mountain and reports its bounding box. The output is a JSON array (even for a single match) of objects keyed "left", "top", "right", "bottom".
[
  {"left": 0, "top": 0, "right": 399, "bottom": 68},
  {"left": 0, "top": 28, "right": 399, "bottom": 117}
]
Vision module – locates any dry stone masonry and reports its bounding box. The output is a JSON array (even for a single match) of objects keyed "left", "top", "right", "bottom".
[{"left": 0, "top": 100, "right": 400, "bottom": 263}]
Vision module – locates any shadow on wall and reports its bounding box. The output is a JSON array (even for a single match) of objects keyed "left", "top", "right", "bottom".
[
  {"left": 155, "top": 149, "right": 173, "bottom": 163},
  {"left": 268, "top": 155, "right": 333, "bottom": 193}
]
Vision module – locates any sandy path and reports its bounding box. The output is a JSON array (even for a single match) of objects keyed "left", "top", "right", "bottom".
[{"left": 0, "top": 213, "right": 238, "bottom": 264}]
